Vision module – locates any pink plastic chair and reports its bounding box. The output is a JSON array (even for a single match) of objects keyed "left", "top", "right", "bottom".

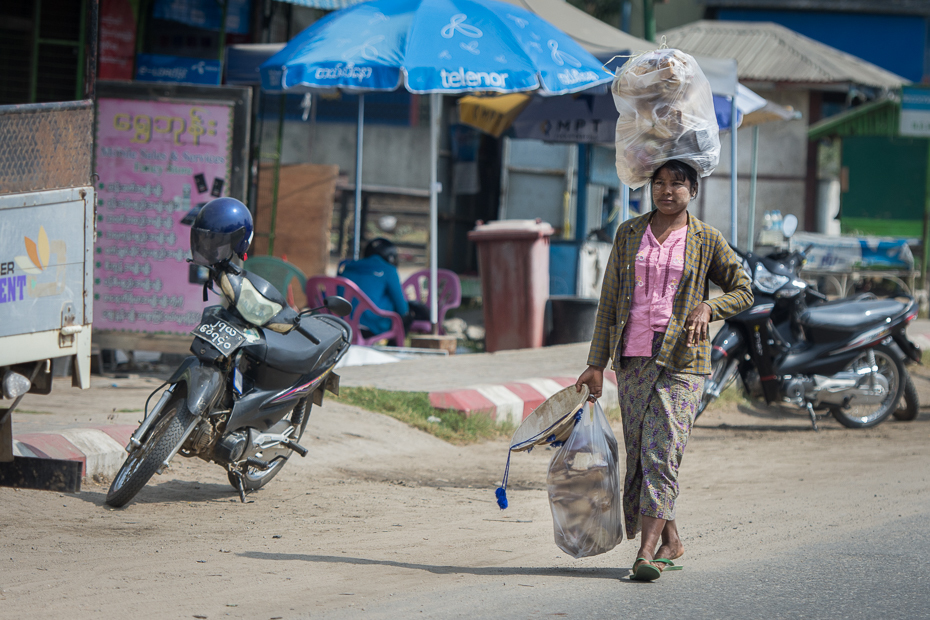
[
  {"left": 401, "top": 269, "right": 462, "bottom": 335},
  {"left": 305, "top": 276, "right": 405, "bottom": 346}
]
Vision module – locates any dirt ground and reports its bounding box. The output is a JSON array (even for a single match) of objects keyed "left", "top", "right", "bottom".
[{"left": 2, "top": 367, "right": 930, "bottom": 619}]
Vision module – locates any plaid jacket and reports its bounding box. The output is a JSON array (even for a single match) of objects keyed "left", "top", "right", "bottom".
[{"left": 586, "top": 212, "right": 753, "bottom": 375}]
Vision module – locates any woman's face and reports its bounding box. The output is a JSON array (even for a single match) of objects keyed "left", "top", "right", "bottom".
[{"left": 652, "top": 167, "right": 695, "bottom": 217}]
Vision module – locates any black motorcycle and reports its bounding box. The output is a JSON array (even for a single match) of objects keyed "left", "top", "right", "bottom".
[
  {"left": 106, "top": 263, "right": 353, "bottom": 507},
  {"left": 698, "top": 246, "right": 921, "bottom": 430}
]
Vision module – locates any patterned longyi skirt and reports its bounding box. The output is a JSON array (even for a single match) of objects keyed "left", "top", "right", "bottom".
[{"left": 616, "top": 334, "right": 705, "bottom": 539}]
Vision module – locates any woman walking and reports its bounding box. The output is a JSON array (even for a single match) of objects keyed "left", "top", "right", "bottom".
[{"left": 575, "top": 160, "right": 752, "bottom": 581}]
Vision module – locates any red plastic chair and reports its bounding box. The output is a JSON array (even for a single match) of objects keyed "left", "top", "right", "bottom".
[
  {"left": 305, "top": 276, "right": 405, "bottom": 346},
  {"left": 401, "top": 269, "right": 462, "bottom": 334}
]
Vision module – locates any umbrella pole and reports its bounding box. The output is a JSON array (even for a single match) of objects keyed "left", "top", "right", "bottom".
[
  {"left": 730, "top": 96, "right": 738, "bottom": 247},
  {"left": 353, "top": 94, "right": 365, "bottom": 260},
  {"left": 429, "top": 93, "right": 441, "bottom": 333},
  {"left": 621, "top": 183, "right": 630, "bottom": 223},
  {"left": 748, "top": 125, "right": 759, "bottom": 253}
]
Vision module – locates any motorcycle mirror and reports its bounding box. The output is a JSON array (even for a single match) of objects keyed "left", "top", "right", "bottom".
[
  {"left": 324, "top": 296, "right": 353, "bottom": 317},
  {"left": 782, "top": 214, "right": 798, "bottom": 238}
]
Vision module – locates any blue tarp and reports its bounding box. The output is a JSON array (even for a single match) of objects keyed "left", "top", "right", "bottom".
[{"left": 153, "top": 0, "right": 251, "bottom": 34}]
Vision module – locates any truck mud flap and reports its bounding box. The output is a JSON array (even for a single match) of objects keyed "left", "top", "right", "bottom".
[{"left": 0, "top": 456, "right": 82, "bottom": 493}]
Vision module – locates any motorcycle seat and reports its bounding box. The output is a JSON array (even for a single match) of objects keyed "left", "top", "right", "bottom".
[
  {"left": 800, "top": 298, "right": 906, "bottom": 332},
  {"left": 260, "top": 315, "right": 350, "bottom": 375}
]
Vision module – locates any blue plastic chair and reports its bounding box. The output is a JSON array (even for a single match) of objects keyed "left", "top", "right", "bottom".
[{"left": 306, "top": 275, "right": 405, "bottom": 346}]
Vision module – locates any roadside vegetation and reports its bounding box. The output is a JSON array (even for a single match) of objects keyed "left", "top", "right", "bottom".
[
  {"left": 335, "top": 387, "right": 624, "bottom": 443},
  {"left": 716, "top": 381, "right": 749, "bottom": 405},
  {"left": 333, "top": 386, "right": 515, "bottom": 444}
]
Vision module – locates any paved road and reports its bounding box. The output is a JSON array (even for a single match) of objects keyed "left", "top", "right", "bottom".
[
  {"left": 5, "top": 321, "right": 930, "bottom": 619},
  {"left": 4, "top": 387, "right": 929, "bottom": 619},
  {"left": 319, "top": 512, "right": 930, "bottom": 619},
  {"left": 337, "top": 343, "right": 592, "bottom": 392}
]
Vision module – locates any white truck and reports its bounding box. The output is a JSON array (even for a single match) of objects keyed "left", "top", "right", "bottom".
[{"left": 0, "top": 100, "right": 96, "bottom": 490}]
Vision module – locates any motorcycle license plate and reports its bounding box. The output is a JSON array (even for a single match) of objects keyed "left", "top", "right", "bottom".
[{"left": 192, "top": 318, "right": 247, "bottom": 354}]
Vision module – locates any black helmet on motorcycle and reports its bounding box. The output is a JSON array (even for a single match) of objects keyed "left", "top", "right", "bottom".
[
  {"left": 190, "top": 197, "right": 254, "bottom": 266},
  {"left": 364, "top": 237, "right": 398, "bottom": 266}
]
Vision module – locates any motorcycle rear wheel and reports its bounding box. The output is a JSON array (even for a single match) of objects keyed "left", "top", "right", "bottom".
[
  {"left": 892, "top": 372, "right": 919, "bottom": 421},
  {"left": 830, "top": 345, "right": 904, "bottom": 429},
  {"left": 106, "top": 394, "right": 195, "bottom": 507},
  {"left": 227, "top": 398, "right": 310, "bottom": 492}
]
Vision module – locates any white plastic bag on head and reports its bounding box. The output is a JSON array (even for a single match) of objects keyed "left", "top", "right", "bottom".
[
  {"left": 612, "top": 48, "right": 720, "bottom": 189},
  {"left": 547, "top": 401, "right": 624, "bottom": 559}
]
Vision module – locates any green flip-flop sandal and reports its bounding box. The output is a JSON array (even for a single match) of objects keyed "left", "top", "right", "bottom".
[
  {"left": 652, "top": 558, "right": 683, "bottom": 572},
  {"left": 630, "top": 558, "right": 662, "bottom": 581}
]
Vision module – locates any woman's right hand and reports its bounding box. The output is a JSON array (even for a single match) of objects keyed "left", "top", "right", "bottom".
[{"left": 575, "top": 365, "right": 604, "bottom": 402}]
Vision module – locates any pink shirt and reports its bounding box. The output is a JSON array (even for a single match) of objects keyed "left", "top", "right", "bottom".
[{"left": 621, "top": 224, "right": 688, "bottom": 357}]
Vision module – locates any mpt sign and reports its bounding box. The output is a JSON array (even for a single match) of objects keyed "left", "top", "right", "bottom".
[{"left": 900, "top": 86, "right": 930, "bottom": 137}]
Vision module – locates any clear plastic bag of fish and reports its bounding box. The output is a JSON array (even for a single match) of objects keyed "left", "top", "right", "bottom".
[
  {"left": 612, "top": 48, "right": 720, "bottom": 189},
  {"left": 547, "top": 401, "right": 624, "bottom": 559}
]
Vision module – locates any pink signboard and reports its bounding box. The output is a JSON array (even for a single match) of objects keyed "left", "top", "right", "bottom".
[{"left": 94, "top": 98, "right": 234, "bottom": 335}]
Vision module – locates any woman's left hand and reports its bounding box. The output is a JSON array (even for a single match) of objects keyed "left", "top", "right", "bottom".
[{"left": 684, "top": 302, "right": 712, "bottom": 347}]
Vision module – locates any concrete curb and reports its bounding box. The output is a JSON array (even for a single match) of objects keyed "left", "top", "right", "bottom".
[
  {"left": 11, "top": 369, "right": 622, "bottom": 479},
  {"left": 12, "top": 425, "right": 135, "bottom": 481},
  {"left": 429, "top": 371, "right": 620, "bottom": 425}
]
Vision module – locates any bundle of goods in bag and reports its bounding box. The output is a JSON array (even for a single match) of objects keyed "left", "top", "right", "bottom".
[
  {"left": 495, "top": 385, "right": 590, "bottom": 510},
  {"left": 612, "top": 48, "right": 720, "bottom": 188},
  {"left": 494, "top": 386, "right": 623, "bottom": 559},
  {"left": 547, "top": 401, "right": 623, "bottom": 558}
]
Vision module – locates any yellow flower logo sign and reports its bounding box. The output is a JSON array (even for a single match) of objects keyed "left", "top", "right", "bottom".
[
  {"left": 15, "top": 226, "right": 51, "bottom": 274},
  {"left": 10, "top": 226, "right": 67, "bottom": 299}
]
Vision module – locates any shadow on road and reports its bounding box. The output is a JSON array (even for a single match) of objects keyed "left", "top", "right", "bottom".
[
  {"left": 72, "top": 480, "right": 238, "bottom": 508},
  {"left": 237, "top": 551, "right": 633, "bottom": 581}
]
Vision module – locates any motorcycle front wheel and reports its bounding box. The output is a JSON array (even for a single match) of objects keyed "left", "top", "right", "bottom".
[
  {"left": 106, "top": 394, "right": 195, "bottom": 507},
  {"left": 830, "top": 344, "right": 905, "bottom": 429},
  {"left": 227, "top": 397, "right": 310, "bottom": 492},
  {"left": 696, "top": 357, "right": 736, "bottom": 420}
]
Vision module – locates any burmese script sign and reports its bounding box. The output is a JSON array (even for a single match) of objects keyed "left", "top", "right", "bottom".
[{"left": 94, "top": 98, "right": 234, "bottom": 335}]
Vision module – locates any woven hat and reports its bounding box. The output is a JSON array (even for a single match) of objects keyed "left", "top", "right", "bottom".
[{"left": 510, "top": 384, "right": 589, "bottom": 451}]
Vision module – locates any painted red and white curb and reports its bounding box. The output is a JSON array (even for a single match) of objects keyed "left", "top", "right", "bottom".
[
  {"left": 10, "top": 371, "right": 624, "bottom": 478},
  {"left": 12, "top": 425, "right": 135, "bottom": 480},
  {"left": 429, "top": 371, "right": 620, "bottom": 425}
]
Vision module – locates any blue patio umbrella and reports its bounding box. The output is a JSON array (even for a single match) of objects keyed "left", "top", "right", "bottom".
[{"left": 260, "top": 0, "right": 611, "bottom": 330}]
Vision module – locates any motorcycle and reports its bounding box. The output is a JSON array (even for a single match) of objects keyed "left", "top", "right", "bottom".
[
  {"left": 698, "top": 244, "right": 921, "bottom": 430},
  {"left": 106, "top": 262, "right": 353, "bottom": 507}
]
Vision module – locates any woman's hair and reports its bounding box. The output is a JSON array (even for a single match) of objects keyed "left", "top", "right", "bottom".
[{"left": 652, "top": 160, "right": 699, "bottom": 196}]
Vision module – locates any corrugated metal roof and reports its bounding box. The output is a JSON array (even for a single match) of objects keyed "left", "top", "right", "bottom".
[
  {"left": 808, "top": 97, "right": 901, "bottom": 139},
  {"left": 659, "top": 20, "right": 909, "bottom": 89},
  {"left": 703, "top": 0, "right": 930, "bottom": 16}
]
